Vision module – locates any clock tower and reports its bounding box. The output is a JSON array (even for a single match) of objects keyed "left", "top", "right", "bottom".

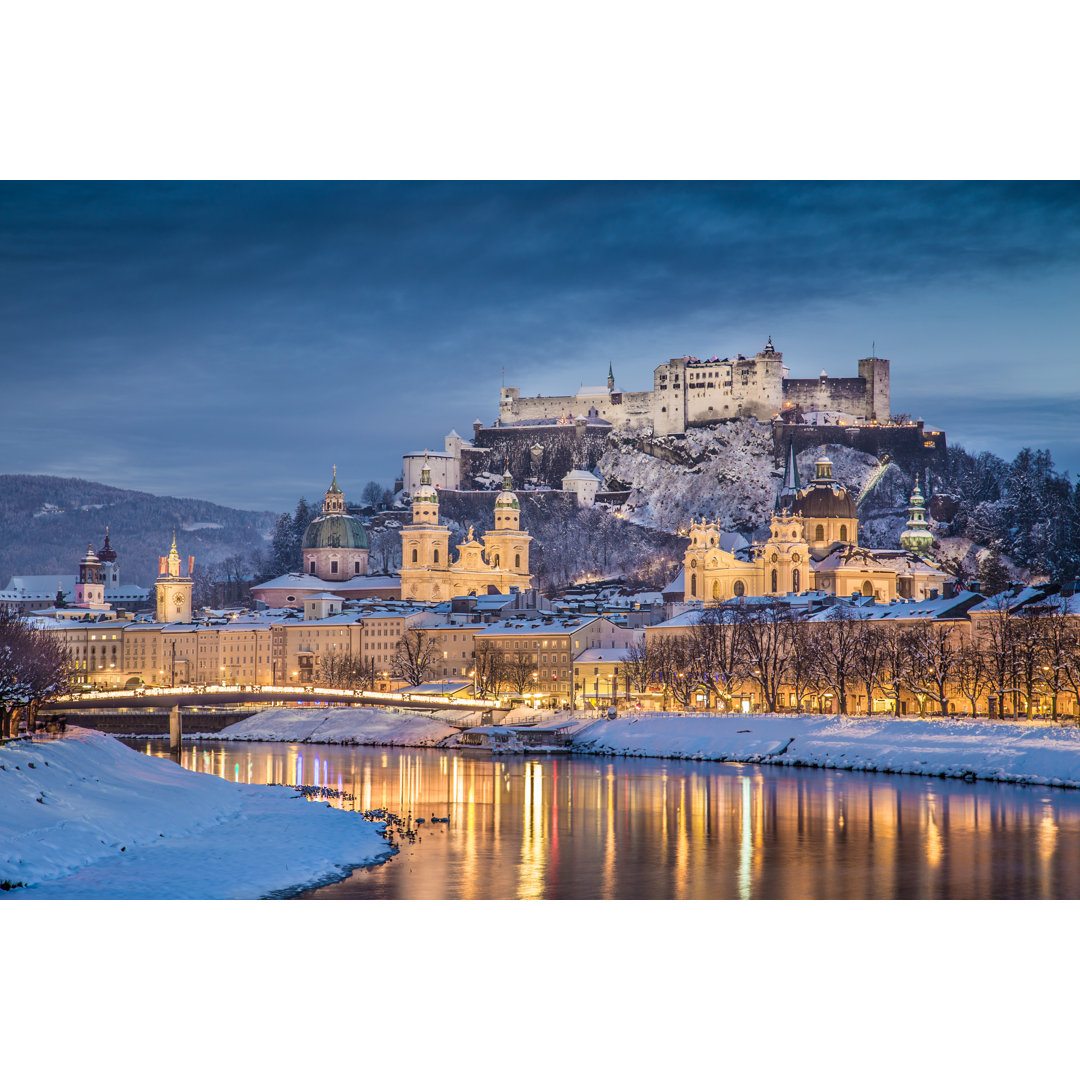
[{"left": 155, "top": 534, "right": 194, "bottom": 623}]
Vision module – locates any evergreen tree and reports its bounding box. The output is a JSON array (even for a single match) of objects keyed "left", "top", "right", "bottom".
[
  {"left": 291, "top": 498, "right": 314, "bottom": 566},
  {"left": 267, "top": 512, "right": 296, "bottom": 576}
]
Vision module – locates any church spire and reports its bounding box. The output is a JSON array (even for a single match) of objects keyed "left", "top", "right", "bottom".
[
  {"left": 607, "top": 361, "right": 615, "bottom": 392},
  {"left": 776, "top": 441, "right": 802, "bottom": 511}
]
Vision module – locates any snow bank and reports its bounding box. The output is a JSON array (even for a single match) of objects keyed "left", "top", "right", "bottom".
[
  {"left": 208, "top": 707, "right": 459, "bottom": 746},
  {"left": 0, "top": 730, "right": 390, "bottom": 899},
  {"left": 571, "top": 713, "right": 1080, "bottom": 788}
]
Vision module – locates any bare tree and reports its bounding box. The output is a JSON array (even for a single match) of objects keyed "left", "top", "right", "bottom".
[
  {"left": 690, "top": 606, "right": 743, "bottom": 709},
  {"left": 390, "top": 629, "right": 440, "bottom": 686},
  {"left": 809, "top": 606, "right": 863, "bottom": 714},
  {"left": 503, "top": 649, "right": 538, "bottom": 698},
  {"left": 623, "top": 638, "right": 663, "bottom": 699},
  {"left": 472, "top": 642, "right": 506, "bottom": 699},
  {"left": 738, "top": 600, "right": 792, "bottom": 713},
  {"left": 0, "top": 613, "right": 72, "bottom": 737},
  {"left": 878, "top": 625, "right": 913, "bottom": 716},
  {"left": 1035, "top": 597, "right": 1073, "bottom": 722},
  {"left": 906, "top": 622, "right": 962, "bottom": 717},
  {"left": 655, "top": 635, "right": 699, "bottom": 710},
  {"left": 318, "top": 653, "right": 376, "bottom": 691},
  {"left": 978, "top": 595, "right": 1018, "bottom": 718},
  {"left": 850, "top": 622, "right": 888, "bottom": 717},
  {"left": 954, "top": 642, "right": 992, "bottom": 717},
  {"left": 785, "top": 621, "right": 817, "bottom": 713}
]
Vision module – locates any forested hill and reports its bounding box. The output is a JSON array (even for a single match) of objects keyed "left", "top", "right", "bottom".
[{"left": 0, "top": 475, "right": 276, "bottom": 588}]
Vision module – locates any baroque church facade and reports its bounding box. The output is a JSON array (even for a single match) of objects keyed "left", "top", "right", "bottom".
[
  {"left": 683, "top": 448, "right": 947, "bottom": 605},
  {"left": 399, "top": 462, "right": 532, "bottom": 603}
]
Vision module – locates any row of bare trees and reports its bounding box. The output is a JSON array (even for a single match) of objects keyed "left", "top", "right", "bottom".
[
  {"left": 623, "top": 598, "right": 1080, "bottom": 719},
  {"left": 0, "top": 612, "right": 72, "bottom": 737}
]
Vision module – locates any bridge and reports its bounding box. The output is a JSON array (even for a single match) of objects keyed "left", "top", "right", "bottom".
[{"left": 40, "top": 685, "right": 507, "bottom": 734}]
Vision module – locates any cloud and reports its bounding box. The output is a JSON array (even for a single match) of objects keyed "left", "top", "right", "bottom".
[{"left": 2, "top": 182, "right": 1080, "bottom": 508}]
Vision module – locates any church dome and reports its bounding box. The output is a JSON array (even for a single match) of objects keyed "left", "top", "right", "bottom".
[
  {"left": 495, "top": 489, "right": 519, "bottom": 510},
  {"left": 792, "top": 456, "right": 857, "bottom": 519},
  {"left": 793, "top": 486, "right": 857, "bottom": 519},
  {"left": 302, "top": 513, "right": 369, "bottom": 550}
]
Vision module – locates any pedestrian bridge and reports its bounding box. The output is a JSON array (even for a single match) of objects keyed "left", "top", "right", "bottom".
[{"left": 43, "top": 684, "right": 496, "bottom": 713}]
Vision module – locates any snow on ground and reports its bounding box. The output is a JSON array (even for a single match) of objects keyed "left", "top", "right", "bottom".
[
  {"left": 571, "top": 712, "right": 1080, "bottom": 787},
  {"left": 0, "top": 729, "right": 390, "bottom": 899},
  {"left": 207, "top": 707, "right": 459, "bottom": 746}
]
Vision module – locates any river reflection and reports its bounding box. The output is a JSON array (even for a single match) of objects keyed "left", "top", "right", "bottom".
[{"left": 134, "top": 741, "right": 1080, "bottom": 899}]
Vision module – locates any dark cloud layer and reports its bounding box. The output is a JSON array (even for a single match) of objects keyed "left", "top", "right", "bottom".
[{"left": 2, "top": 182, "right": 1079, "bottom": 509}]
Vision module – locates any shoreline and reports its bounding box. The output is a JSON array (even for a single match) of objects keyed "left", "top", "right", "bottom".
[{"left": 112, "top": 707, "right": 1080, "bottom": 792}]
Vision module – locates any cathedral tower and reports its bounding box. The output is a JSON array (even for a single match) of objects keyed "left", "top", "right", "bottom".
[
  {"left": 399, "top": 458, "right": 451, "bottom": 602},
  {"left": 156, "top": 534, "right": 193, "bottom": 623},
  {"left": 483, "top": 468, "right": 531, "bottom": 579}
]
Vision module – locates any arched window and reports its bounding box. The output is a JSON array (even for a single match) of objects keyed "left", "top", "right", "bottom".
[
  {"left": 433, "top": 548, "right": 439, "bottom": 564},
  {"left": 771, "top": 569, "right": 778, "bottom": 592},
  {"left": 862, "top": 580, "right": 874, "bottom": 596},
  {"left": 690, "top": 573, "right": 697, "bottom": 597},
  {"left": 840, "top": 525, "right": 848, "bottom": 542},
  {"left": 733, "top": 580, "right": 745, "bottom": 597},
  {"left": 411, "top": 549, "right": 418, "bottom": 563},
  {"left": 492, "top": 553, "right": 500, "bottom": 567},
  {"left": 793, "top": 569, "right": 800, "bottom": 593},
  {"left": 815, "top": 524, "right": 824, "bottom": 542},
  {"left": 712, "top": 580, "right": 720, "bottom": 600},
  {"left": 515, "top": 553, "right": 520, "bottom": 568}
]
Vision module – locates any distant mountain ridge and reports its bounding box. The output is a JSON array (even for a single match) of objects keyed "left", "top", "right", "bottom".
[{"left": 0, "top": 474, "right": 277, "bottom": 588}]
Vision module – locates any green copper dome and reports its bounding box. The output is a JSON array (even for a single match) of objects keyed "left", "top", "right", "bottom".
[{"left": 302, "top": 512, "right": 369, "bottom": 550}]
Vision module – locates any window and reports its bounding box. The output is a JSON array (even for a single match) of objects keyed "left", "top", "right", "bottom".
[
  {"left": 815, "top": 525, "right": 825, "bottom": 542},
  {"left": 690, "top": 573, "right": 697, "bottom": 597},
  {"left": 330, "top": 561, "right": 338, "bottom": 574},
  {"left": 793, "top": 569, "right": 800, "bottom": 593},
  {"left": 412, "top": 549, "right": 418, "bottom": 563},
  {"left": 712, "top": 581, "right": 720, "bottom": 600},
  {"left": 433, "top": 549, "right": 439, "bottom": 563},
  {"left": 771, "top": 569, "right": 778, "bottom": 592},
  {"left": 515, "top": 554, "right": 520, "bottom": 568},
  {"left": 840, "top": 525, "right": 848, "bottom": 542},
  {"left": 309, "top": 562, "right": 315, "bottom": 574},
  {"left": 862, "top": 580, "right": 874, "bottom": 597},
  {"left": 733, "top": 580, "right": 745, "bottom": 597}
]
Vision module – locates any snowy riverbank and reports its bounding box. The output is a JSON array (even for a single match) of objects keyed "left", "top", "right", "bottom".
[
  {"left": 571, "top": 713, "right": 1080, "bottom": 788},
  {"left": 0, "top": 729, "right": 391, "bottom": 899},
  {"left": 205, "top": 706, "right": 460, "bottom": 745},
  {"left": 191, "top": 705, "right": 1080, "bottom": 789}
]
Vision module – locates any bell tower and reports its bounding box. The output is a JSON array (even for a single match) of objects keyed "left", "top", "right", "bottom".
[
  {"left": 483, "top": 468, "right": 531, "bottom": 582},
  {"left": 75, "top": 544, "right": 107, "bottom": 609},
  {"left": 156, "top": 534, "right": 194, "bottom": 623},
  {"left": 399, "top": 456, "right": 451, "bottom": 601}
]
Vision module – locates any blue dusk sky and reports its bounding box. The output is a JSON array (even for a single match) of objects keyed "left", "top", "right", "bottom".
[{"left": 2, "top": 181, "right": 1079, "bottom": 511}]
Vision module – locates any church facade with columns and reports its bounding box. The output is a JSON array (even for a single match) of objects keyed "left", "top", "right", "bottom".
[{"left": 399, "top": 462, "right": 533, "bottom": 603}]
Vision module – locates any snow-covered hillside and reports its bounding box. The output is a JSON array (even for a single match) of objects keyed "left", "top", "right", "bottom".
[{"left": 598, "top": 420, "right": 896, "bottom": 537}]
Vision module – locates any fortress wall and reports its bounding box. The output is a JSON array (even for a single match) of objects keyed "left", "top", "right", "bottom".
[
  {"left": 774, "top": 422, "right": 947, "bottom": 475},
  {"left": 782, "top": 376, "right": 871, "bottom": 417},
  {"left": 472, "top": 425, "right": 611, "bottom": 488}
]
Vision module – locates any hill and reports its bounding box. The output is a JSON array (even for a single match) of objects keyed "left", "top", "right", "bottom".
[{"left": 0, "top": 474, "right": 277, "bottom": 587}]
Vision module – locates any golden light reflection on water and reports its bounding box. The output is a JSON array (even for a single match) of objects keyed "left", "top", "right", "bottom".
[{"left": 138, "top": 741, "right": 1080, "bottom": 900}]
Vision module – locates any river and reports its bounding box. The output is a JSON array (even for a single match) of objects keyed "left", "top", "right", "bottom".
[{"left": 132, "top": 741, "right": 1080, "bottom": 899}]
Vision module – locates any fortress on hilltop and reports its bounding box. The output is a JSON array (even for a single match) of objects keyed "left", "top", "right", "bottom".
[{"left": 498, "top": 339, "right": 890, "bottom": 435}]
